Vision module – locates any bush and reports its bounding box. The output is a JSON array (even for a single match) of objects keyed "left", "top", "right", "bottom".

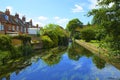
[
  {"left": 0, "top": 35, "right": 12, "bottom": 51},
  {"left": 41, "top": 24, "right": 69, "bottom": 47},
  {"left": 41, "top": 35, "right": 53, "bottom": 49},
  {"left": 12, "top": 34, "right": 31, "bottom": 45},
  {"left": 18, "top": 45, "right": 33, "bottom": 56},
  {"left": 81, "top": 27, "right": 95, "bottom": 42}
]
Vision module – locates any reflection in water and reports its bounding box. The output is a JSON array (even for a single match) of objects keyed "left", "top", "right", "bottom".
[
  {"left": 68, "top": 43, "right": 93, "bottom": 61},
  {"left": 42, "top": 47, "right": 66, "bottom": 66},
  {"left": 92, "top": 55, "right": 106, "bottom": 69},
  {"left": 1, "top": 43, "right": 120, "bottom": 80},
  {"left": 68, "top": 43, "right": 106, "bottom": 69}
]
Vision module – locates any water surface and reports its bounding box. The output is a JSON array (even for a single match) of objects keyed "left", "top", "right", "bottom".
[{"left": 1, "top": 43, "right": 120, "bottom": 80}]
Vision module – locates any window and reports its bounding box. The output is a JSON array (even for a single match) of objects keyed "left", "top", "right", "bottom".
[
  {"left": 24, "top": 27, "right": 26, "bottom": 33},
  {"left": 0, "top": 23, "right": 1, "bottom": 30},
  {"left": 1, "top": 25, "right": 4, "bottom": 30},
  {"left": 16, "top": 26, "right": 19, "bottom": 31},
  {"left": 5, "top": 15, "right": 9, "bottom": 20},
  {"left": 12, "top": 26, "right": 15, "bottom": 31},
  {"left": 21, "top": 27, "right": 23, "bottom": 32},
  {"left": 0, "top": 23, "right": 4, "bottom": 31},
  {"left": 8, "top": 26, "right": 11, "bottom": 30}
]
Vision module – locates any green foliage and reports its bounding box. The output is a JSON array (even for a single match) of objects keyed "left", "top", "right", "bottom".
[
  {"left": 81, "top": 26, "right": 96, "bottom": 42},
  {"left": 74, "top": 31, "right": 81, "bottom": 39},
  {"left": 41, "top": 35, "right": 53, "bottom": 49},
  {"left": 68, "top": 43, "right": 93, "bottom": 61},
  {"left": 88, "top": 0, "right": 120, "bottom": 54},
  {"left": 0, "top": 34, "right": 33, "bottom": 62},
  {"left": 0, "top": 51, "right": 11, "bottom": 64},
  {"left": 66, "top": 18, "right": 83, "bottom": 31},
  {"left": 0, "top": 35, "right": 12, "bottom": 51},
  {"left": 18, "top": 45, "right": 33, "bottom": 56},
  {"left": 66, "top": 18, "right": 83, "bottom": 37},
  {"left": 95, "top": 26, "right": 106, "bottom": 41},
  {"left": 41, "top": 24, "right": 69, "bottom": 47},
  {"left": 92, "top": 55, "right": 106, "bottom": 69},
  {"left": 12, "top": 34, "right": 31, "bottom": 45}
]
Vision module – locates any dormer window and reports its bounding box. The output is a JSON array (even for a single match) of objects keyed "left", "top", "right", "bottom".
[
  {"left": 15, "top": 18, "right": 18, "bottom": 22},
  {"left": 5, "top": 15, "right": 9, "bottom": 21}
]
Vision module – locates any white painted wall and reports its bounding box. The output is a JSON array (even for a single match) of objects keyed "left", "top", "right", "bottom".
[{"left": 28, "top": 28, "right": 40, "bottom": 34}]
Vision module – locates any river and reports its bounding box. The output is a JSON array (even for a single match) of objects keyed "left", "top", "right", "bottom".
[{"left": 1, "top": 43, "right": 120, "bottom": 80}]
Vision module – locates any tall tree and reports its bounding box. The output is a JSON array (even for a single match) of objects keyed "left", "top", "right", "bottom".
[
  {"left": 88, "top": 0, "right": 120, "bottom": 54},
  {"left": 66, "top": 18, "right": 83, "bottom": 38}
]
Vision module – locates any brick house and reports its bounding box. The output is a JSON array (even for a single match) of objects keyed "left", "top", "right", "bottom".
[{"left": 0, "top": 9, "right": 39, "bottom": 36}]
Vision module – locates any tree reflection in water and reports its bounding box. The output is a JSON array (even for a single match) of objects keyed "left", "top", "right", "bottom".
[
  {"left": 68, "top": 42, "right": 106, "bottom": 69},
  {"left": 41, "top": 47, "right": 66, "bottom": 66},
  {"left": 1, "top": 43, "right": 119, "bottom": 80}
]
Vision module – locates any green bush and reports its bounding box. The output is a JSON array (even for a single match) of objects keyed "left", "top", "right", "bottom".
[
  {"left": 81, "top": 27, "right": 95, "bottom": 42},
  {"left": 41, "top": 24, "right": 69, "bottom": 47},
  {"left": 0, "top": 35, "right": 12, "bottom": 51},
  {"left": 41, "top": 35, "right": 53, "bottom": 49},
  {"left": 18, "top": 45, "right": 33, "bottom": 56},
  {"left": 12, "top": 34, "right": 31, "bottom": 45}
]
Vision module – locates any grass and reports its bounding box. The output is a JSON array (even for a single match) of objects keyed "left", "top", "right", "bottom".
[
  {"left": 89, "top": 40, "right": 100, "bottom": 47},
  {"left": 79, "top": 40, "right": 100, "bottom": 47}
]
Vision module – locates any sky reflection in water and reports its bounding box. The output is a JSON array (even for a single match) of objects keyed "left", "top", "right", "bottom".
[
  {"left": 2, "top": 43, "right": 120, "bottom": 80},
  {"left": 7, "top": 53, "right": 120, "bottom": 80}
]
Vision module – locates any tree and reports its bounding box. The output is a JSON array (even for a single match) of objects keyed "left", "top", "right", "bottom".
[
  {"left": 66, "top": 18, "right": 83, "bottom": 38},
  {"left": 81, "top": 26, "right": 96, "bottom": 42},
  {"left": 88, "top": 0, "right": 120, "bottom": 55},
  {"left": 41, "top": 24, "right": 69, "bottom": 48}
]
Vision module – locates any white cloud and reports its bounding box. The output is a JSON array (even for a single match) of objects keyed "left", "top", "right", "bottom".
[
  {"left": 54, "top": 16, "right": 60, "bottom": 20},
  {"left": 38, "top": 16, "right": 48, "bottom": 21},
  {"left": 57, "top": 18, "right": 69, "bottom": 24},
  {"left": 72, "top": 4, "right": 84, "bottom": 13},
  {"left": 54, "top": 16, "right": 69, "bottom": 28},
  {"left": 32, "top": 19, "right": 44, "bottom": 27},
  {"left": 6, "top": 6, "right": 13, "bottom": 13},
  {"left": 88, "top": 0, "right": 98, "bottom": 9}
]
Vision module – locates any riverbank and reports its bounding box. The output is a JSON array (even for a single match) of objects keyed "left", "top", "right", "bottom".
[
  {"left": 75, "top": 40, "right": 120, "bottom": 70},
  {"left": 75, "top": 40, "right": 108, "bottom": 57}
]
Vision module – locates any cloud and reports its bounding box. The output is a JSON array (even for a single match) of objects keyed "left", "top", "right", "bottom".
[
  {"left": 57, "top": 18, "right": 69, "bottom": 25},
  {"left": 88, "top": 0, "right": 98, "bottom": 9},
  {"left": 72, "top": 4, "right": 84, "bottom": 13},
  {"left": 38, "top": 16, "right": 48, "bottom": 21},
  {"left": 54, "top": 16, "right": 60, "bottom": 20},
  {"left": 6, "top": 6, "right": 13, "bottom": 13},
  {"left": 32, "top": 20, "right": 44, "bottom": 27},
  {"left": 54, "top": 16, "right": 69, "bottom": 27}
]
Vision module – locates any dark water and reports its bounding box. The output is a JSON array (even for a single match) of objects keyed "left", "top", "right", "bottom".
[{"left": 1, "top": 43, "right": 120, "bottom": 80}]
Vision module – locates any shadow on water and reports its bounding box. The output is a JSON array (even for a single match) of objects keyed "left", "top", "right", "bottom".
[{"left": 0, "top": 42, "right": 120, "bottom": 80}]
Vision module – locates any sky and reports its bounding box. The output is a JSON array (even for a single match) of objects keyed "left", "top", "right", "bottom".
[{"left": 0, "top": 0, "right": 98, "bottom": 28}]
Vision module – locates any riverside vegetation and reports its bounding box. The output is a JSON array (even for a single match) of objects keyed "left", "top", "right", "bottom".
[{"left": 0, "top": 23, "right": 69, "bottom": 65}]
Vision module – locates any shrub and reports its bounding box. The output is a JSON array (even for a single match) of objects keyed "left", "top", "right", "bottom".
[
  {"left": 12, "top": 34, "right": 31, "bottom": 45},
  {"left": 41, "top": 35, "right": 53, "bottom": 49},
  {"left": 0, "top": 35, "right": 12, "bottom": 51},
  {"left": 81, "top": 27, "right": 95, "bottom": 42}
]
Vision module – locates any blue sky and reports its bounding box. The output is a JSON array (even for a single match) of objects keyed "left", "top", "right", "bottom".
[{"left": 0, "top": 0, "right": 97, "bottom": 28}]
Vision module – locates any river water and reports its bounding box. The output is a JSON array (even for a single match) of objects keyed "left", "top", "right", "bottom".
[{"left": 1, "top": 43, "right": 120, "bottom": 80}]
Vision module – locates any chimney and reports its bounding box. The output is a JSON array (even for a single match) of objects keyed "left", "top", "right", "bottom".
[
  {"left": 36, "top": 24, "right": 39, "bottom": 28},
  {"left": 5, "top": 9, "right": 10, "bottom": 15},
  {"left": 15, "top": 13, "right": 19, "bottom": 18},
  {"left": 30, "top": 19, "right": 32, "bottom": 25},
  {"left": 22, "top": 16, "right": 26, "bottom": 22}
]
